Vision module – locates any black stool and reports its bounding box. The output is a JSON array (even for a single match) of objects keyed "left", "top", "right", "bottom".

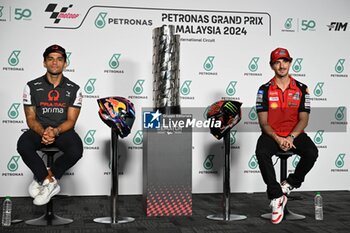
[
  {"left": 261, "top": 150, "right": 306, "bottom": 220},
  {"left": 25, "top": 147, "right": 73, "bottom": 226}
]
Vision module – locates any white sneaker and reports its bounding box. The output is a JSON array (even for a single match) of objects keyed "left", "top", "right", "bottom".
[
  {"left": 281, "top": 180, "right": 294, "bottom": 195},
  {"left": 28, "top": 180, "right": 43, "bottom": 198},
  {"left": 270, "top": 195, "right": 287, "bottom": 224},
  {"left": 33, "top": 178, "right": 60, "bottom": 206}
]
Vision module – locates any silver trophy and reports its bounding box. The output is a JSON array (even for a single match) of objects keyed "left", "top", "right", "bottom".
[{"left": 152, "top": 25, "right": 181, "bottom": 114}]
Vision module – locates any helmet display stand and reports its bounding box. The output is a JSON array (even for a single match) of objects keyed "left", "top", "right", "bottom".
[
  {"left": 94, "top": 128, "right": 135, "bottom": 224},
  {"left": 206, "top": 132, "right": 247, "bottom": 221}
]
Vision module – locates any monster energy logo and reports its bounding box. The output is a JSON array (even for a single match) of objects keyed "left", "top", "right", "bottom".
[{"left": 223, "top": 101, "right": 238, "bottom": 114}]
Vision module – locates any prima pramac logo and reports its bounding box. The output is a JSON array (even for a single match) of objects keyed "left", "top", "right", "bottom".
[
  {"left": 95, "top": 12, "right": 107, "bottom": 29},
  {"left": 203, "top": 56, "right": 215, "bottom": 71}
]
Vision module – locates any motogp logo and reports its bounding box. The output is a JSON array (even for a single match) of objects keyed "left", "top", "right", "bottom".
[{"left": 45, "top": 4, "right": 80, "bottom": 24}]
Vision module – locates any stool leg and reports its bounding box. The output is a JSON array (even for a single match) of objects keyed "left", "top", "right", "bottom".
[
  {"left": 26, "top": 150, "right": 73, "bottom": 226},
  {"left": 261, "top": 157, "right": 305, "bottom": 221}
]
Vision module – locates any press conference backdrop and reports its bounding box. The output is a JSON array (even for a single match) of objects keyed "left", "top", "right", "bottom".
[{"left": 0, "top": 0, "right": 349, "bottom": 196}]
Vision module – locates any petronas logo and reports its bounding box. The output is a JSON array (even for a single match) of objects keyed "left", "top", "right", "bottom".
[
  {"left": 84, "top": 130, "right": 96, "bottom": 145},
  {"left": 180, "top": 80, "right": 192, "bottom": 95},
  {"left": 248, "top": 57, "right": 259, "bottom": 72},
  {"left": 109, "top": 54, "right": 121, "bottom": 69},
  {"left": 248, "top": 154, "right": 258, "bottom": 169},
  {"left": 7, "top": 156, "right": 20, "bottom": 172},
  {"left": 95, "top": 12, "right": 107, "bottom": 29},
  {"left": 8, "top": 103, "right": 20, "bottom": 119},
  {"left": 292, "top": 58, "right": 303, "bottom": 73},
  {"left": 133, "top": 130, "right": 143, "bottom": 145},
  {"left": 8, "top": 50, "right": 21, "bottom": 66},
  {"left": 226, "top": 81, "right": 237, "bottom": 96},
  {"left": 84, "top": 79, "right": 96, "bottom": 94},
  {"left": 335, "top": 153, "right": 345, "bottom": 168},
  {"left": 203, "top": 155, "right": 215, "bottom": 170},
  {"left": 203, "top": 56, "right": 214, "bottom": 71}
]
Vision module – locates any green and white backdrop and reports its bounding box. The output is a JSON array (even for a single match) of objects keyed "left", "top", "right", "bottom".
[{"left": 0, "top": 0, "right": 349, "bottom": 196}]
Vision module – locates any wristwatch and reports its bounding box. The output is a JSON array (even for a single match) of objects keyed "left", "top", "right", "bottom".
[{"left": 288, "top": 134, "right": 295, "bottom": 140}]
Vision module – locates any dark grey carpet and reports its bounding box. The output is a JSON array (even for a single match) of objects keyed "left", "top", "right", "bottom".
[{"left": 1, "top": 191, "right": 349, "bottom": 232}]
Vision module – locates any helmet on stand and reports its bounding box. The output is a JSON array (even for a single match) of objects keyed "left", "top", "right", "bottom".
[
  {"left": 97, "top": 96, "right": 136, "bottom": 138},
  {"left": 206, "top": 100, "right": 242, "bottom": 140}
]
